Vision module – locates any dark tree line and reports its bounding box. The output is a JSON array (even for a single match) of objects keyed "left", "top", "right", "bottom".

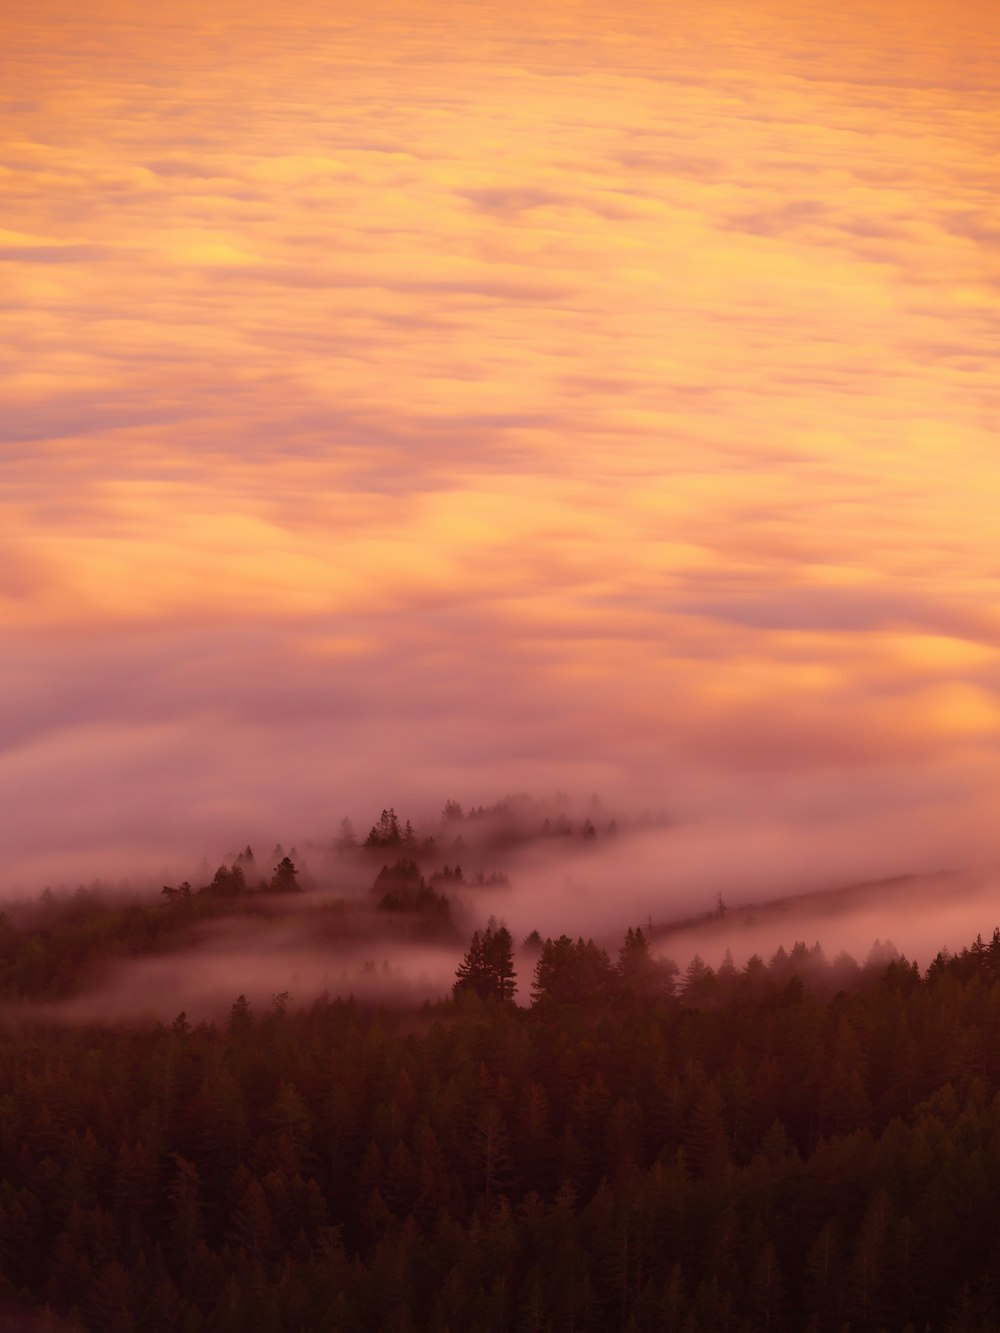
[
  {"left": 451, "top": 925, "right": 677, "bottom": 1008},
  {"left": 352, "top": 797, "right": 619, "bottom": 865},
  {"left": 7, "top": 902, "right": 1000, "bottom": 1329}
]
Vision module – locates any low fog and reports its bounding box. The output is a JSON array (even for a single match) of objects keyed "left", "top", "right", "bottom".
[
  {"left": 29, "top": 931, "right": 463, "bottom": 1026},
  {"left": 4, "top": 0, "right": 1000, "bottom": 1028},
  {"left": 5, "top": 792, "right": 1000, "bottom": 1022}
]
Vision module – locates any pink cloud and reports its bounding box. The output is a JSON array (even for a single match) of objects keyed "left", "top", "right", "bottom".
[{"left": 1, "top": 0, "right": 998, "bottom": 928}]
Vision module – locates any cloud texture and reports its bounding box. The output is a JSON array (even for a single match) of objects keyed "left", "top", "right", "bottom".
[{"left": 2, "top": 0, "right": 1000, "bottom": 917}]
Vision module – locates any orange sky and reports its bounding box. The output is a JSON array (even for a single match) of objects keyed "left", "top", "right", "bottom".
[{"left": 2, "top": 0, "right": 999, "bottom": 894}]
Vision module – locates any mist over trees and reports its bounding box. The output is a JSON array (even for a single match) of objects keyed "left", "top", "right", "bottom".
[
  {"left": 4, "top": 905, "right": 1000, "bottom": 1329},
  {"left": 4, "top": 798, "right": 1000, "bottom": 1330}
]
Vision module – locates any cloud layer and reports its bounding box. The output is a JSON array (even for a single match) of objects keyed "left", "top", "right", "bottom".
[{"left": 2, "top": 0, "right": 1000, "bottom": 917}]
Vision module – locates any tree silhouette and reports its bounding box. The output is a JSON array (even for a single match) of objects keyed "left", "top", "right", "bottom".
[
  {"left": 364, "top": 808, "right": 401, "bottom": 848},
  {"left": 453, "top": 923, "right": 517, "bottom": 1001},
  {"left": 532, "top": 935, "right": 615, "bottom": 1006},
  {"left": 269, "top": 856, "right": 300, "bottom": 893},
  {"left": 484, "top": 924, "right": 517, "bottom": 1002}
]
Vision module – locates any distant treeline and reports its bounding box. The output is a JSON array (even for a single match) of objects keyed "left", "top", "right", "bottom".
[
  {"left": 352, "top": 798, "right": 616, "bottom": 857},
  {"left": 0, "top": 866, "right": 303, "bottom": 1002},
  {"left": 5, "top": 907, "right": 1000, "bottom": 1330},
  {"left": 0, "top": 851, "right": 472, "bottom": 1001},
  {"left": 228, "top": 796, "right": 580, "bottom": 860},
  {"left": 1, "top": 795, "right": 643, "bottom": 1002}
]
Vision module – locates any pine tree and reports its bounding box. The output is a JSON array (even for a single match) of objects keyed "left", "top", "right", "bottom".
[
  {"left": 532, "top": 936, "right": 615, "bottom": 1006},
  {"left": 454, "top": 925, "right": 517, "bottom": 1002},
  {"left": 269, "top": 856, "right": 300, "bottom": 893},
  {"left": 365, "top": 808, "right": 402, "bottom": 848},
  {"left": 484, "top": 925, "right": 517, "bottom": 1002},
  {"left": 454, "top": 930, "right": 488, "bottom": 999}
]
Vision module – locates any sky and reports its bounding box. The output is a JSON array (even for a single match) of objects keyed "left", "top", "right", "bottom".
[{"left": 2, "top": 0, "right": 1000, "bottom": 902}]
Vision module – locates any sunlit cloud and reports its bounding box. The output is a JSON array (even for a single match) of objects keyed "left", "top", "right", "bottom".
[{"left": 1, "top": 0, "right": 999, "bottom": 917}]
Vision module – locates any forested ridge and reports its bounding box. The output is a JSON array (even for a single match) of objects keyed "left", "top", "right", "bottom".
[
  {"left": 0, "top": 798, "right": 625, "bottom": 1004},
  {"left": 5, "top": 891, "right": 1000, "bottom": 1331}
]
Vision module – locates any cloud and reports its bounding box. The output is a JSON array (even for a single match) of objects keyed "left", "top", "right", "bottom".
[
  {"left": 0, "top": 0, "right": 998, "bottom": 911},
  {"left": 0, "top": 244, "right": 111, "bottom": 263}
]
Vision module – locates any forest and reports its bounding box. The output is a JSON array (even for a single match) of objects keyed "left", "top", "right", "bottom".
[{"left": 2, "top": 805, "right": 1000, "bottom": 1331}]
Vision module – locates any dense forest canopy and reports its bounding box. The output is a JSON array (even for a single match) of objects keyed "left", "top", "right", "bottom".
[{"left": 4, "top": 803, "right": 1000, "bottom": 1330}]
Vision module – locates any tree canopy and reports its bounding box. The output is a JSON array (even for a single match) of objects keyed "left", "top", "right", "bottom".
[{"left": 453, "top": 921, "right": 516, "bottom": 1002}]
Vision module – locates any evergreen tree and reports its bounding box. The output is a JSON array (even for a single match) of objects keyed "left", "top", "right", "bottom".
[
  {"left": 453, "top": 924, "right": 517, "bottom": 1002},
  {"left": 334, "top": 818, "right": 357, "bottom": 853},
  {"left": 269, "top": 856, "right": 300, "bottom": 893},
  {"left": 484, "top": 925, "right": 517, "bottom": 1002},
  {"left": 454, "top": 930, "right": 488, "bottom": 999},
  {"left": 364, "top": 809, "right": 402, "bottom": 848},
  {"left": 532, "top": 936, "right": 615, "bottom": 1006}
]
